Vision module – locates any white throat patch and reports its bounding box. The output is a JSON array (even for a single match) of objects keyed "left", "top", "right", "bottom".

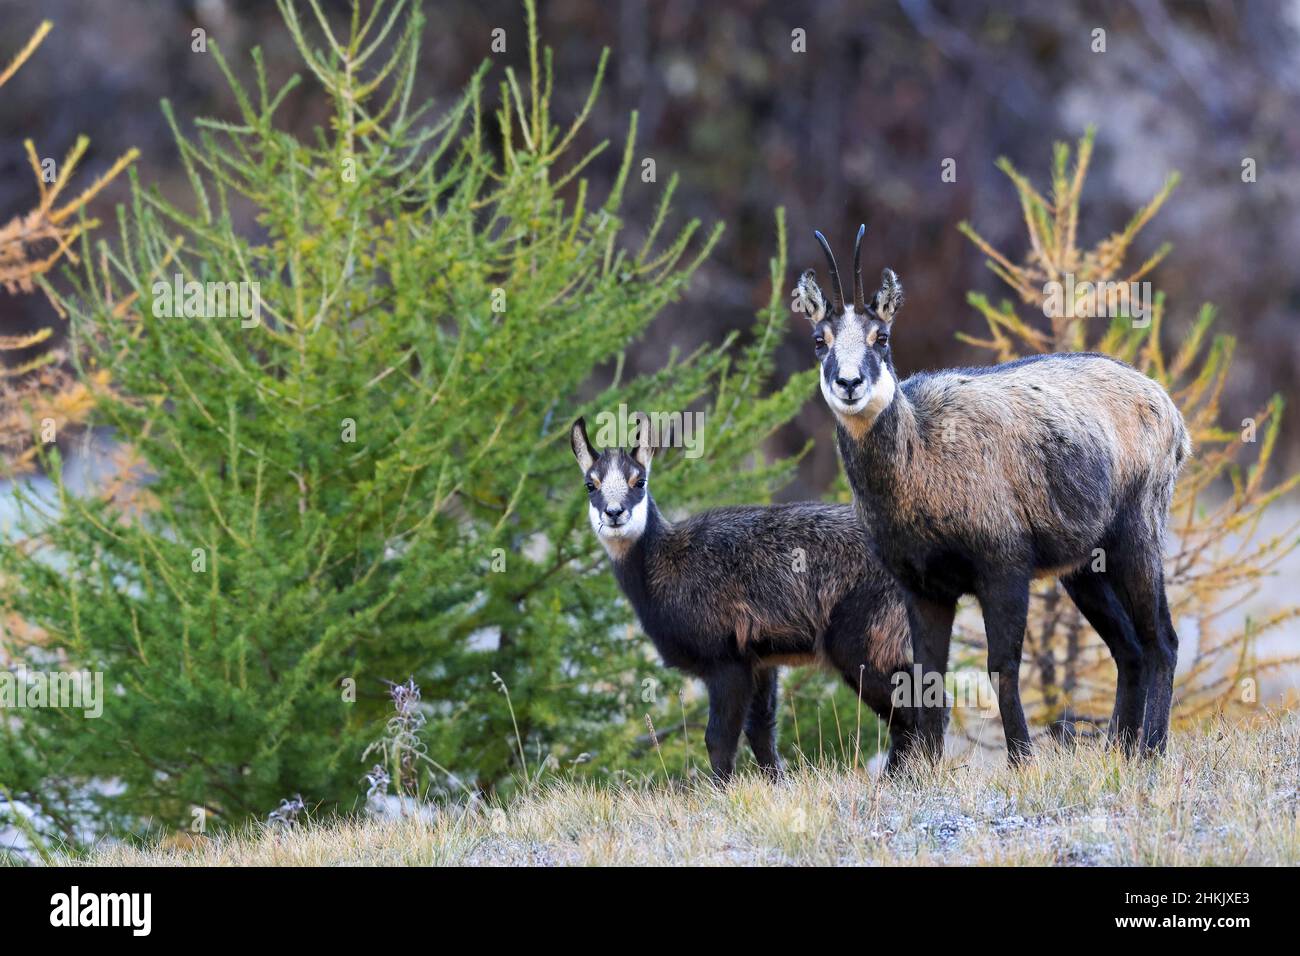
[
  {"left": 590, "top": 495, "right": 648, "bottom": 557},
  {"left": 824, "top": 364, "right": 896, "bottom": 439},
  {"left": 862, "top": 364, "right": 896, "bottom": 419}
]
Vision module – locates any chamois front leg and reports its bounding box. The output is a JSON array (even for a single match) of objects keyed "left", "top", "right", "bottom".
[
  {"left": 905, "top": 593, "right": 957, "bottom": 761},
  {"left": 977, "top": 574, "right": 1033, "bottom": 764},
  {"left": 703, "top": 662, "right": 754, "bottom": 784},
  {"left": 744, "top": 667, "right": 784, "bottom": 779}
]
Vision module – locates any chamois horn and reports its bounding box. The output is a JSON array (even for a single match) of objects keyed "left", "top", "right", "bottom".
[
  {"left": 852, "top": 223, "right": 867, "bottom": 314},
  {"left": 813, "top": 230, "right": 845, "bottom": 315}
]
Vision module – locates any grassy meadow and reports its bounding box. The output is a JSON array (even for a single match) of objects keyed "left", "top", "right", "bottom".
[{"left": 69, "top": 715, "right": 1297, "bottom": 867}]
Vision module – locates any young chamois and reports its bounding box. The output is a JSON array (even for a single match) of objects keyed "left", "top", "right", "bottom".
[
  {"left": 570, "top": 415, "right": 921, "bottom": 780},
  {"left": 796, "top": 226, "right": 1190, "bottom": 762}
]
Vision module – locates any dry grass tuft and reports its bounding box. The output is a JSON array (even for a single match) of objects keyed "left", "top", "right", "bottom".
[{"left": 72, "top": 715, "right": 1298, "bottom": 866}]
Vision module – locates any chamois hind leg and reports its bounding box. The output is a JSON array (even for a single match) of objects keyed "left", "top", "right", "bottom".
[
  {"left": 744, "top": 667, "right": 784, "bottom": 778},
  {"left": 904, "top": 593, "right": 958, "bottom": 762},
  {"left": 1060, "top": 568, "right": 1145, "bottom": 755},
  {"left": 822, "top": 593, "right": 923, "bottom": 774},
  {"left": 830, "top": 653, "right": 920, "bottom": 776},
  {"left": 858, "top": 668, "right": 925, "bottom": 776},
  {"left": 1150, "top": 578, "right": 1179, "bottom": 753},
  {"left": 976, "top": 574, "right": 1033, "bottom": 764},
  {"left": 1110, "top": 545, "right": 1178, "bottom": 755},
  {"left": 703, "top": 662, "right": 754, "bottom": 784}
]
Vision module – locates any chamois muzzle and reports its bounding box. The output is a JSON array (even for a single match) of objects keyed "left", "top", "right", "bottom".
[{"left": 833, "top": 375, "right": 866, "bottom": 402}]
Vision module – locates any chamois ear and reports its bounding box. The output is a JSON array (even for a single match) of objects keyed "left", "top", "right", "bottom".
[
  {"left": 873, "top": 268, "right": 903, "bottom": 324},
  {"left": 571, "top": 417, "right": 596, "bottom": 473},
  {"left": 630, "top": 414, "right": 655, "bottom": 474},
  {"left": 794, "top": 269, "right": 827, "bottom": 325}
]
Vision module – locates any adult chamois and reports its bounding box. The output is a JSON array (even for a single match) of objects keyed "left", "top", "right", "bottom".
[
  {"left": 570, "top": 415, "right": 924, "bottom": 780},
  {"left": 795, "top": 225, "right": 1190, "bottom": 762}
]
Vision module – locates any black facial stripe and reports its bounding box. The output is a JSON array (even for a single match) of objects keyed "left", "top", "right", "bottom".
[
  {"left": 864, "top": 349, "right": 881, "bottom": 379},
  {"left": 824, "top": 349, "right": 840, "bottom": 382}
]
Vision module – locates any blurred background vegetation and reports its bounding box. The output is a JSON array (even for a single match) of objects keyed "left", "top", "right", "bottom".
[
  {"left": 3, "top": 0, "right": 1298, "bottom": 496},
  {"left": 0, "top": 0, "right": 827, "bottom": 840}
]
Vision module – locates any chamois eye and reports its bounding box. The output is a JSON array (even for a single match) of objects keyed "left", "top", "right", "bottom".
[
  {"left": 877, "top": 331, "right": 889, "bottom": 346},
  {"left": 585, "top": 479, "right": 596, "bottom": 493},
  {"left": 814, "top": 335, "right": 826, "bottom": 351},
  {"left": 629, "top": 473, "right": 643, "bottom": 488}
]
